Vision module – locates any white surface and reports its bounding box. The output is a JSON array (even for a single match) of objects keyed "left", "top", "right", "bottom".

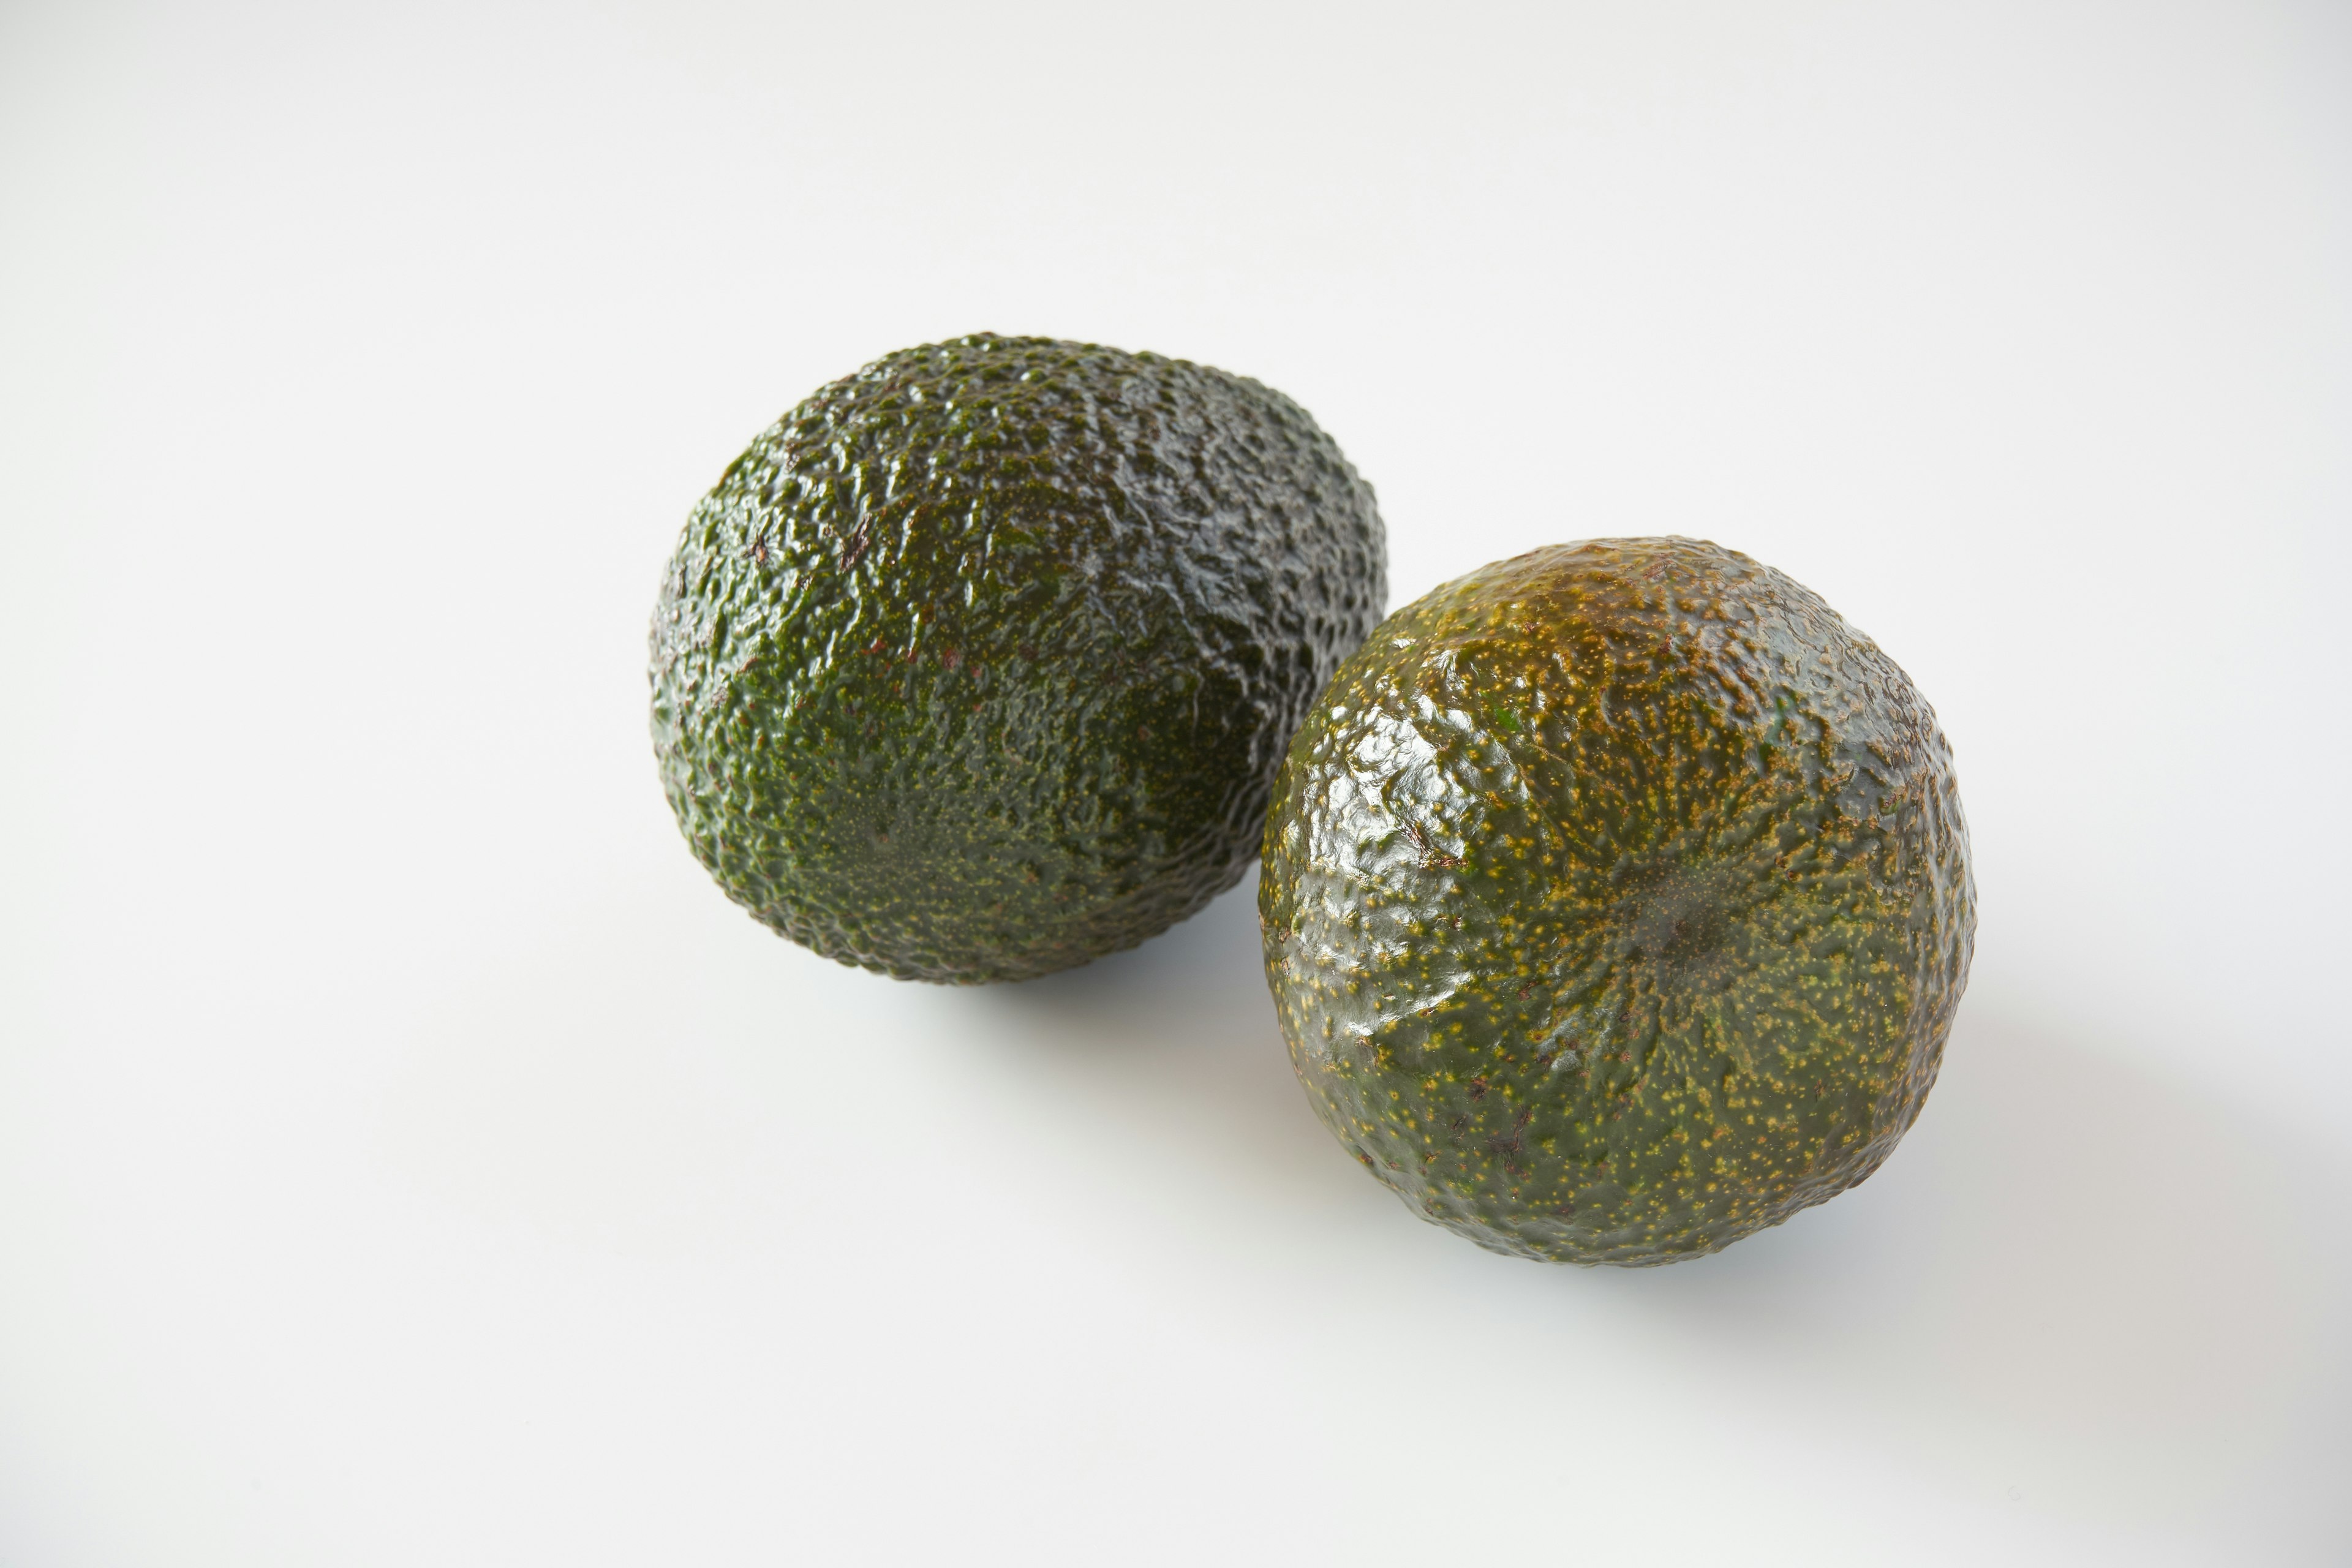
[{"left": 4, "top": 2, "right": 2348, "bottom": 1562}]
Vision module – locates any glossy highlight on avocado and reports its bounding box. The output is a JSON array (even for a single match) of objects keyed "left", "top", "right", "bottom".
[
  {"left": 652, "top": 334, "right": 1387, "bottom": 983},
  {"left": 1258, "top": 538, "right": 1973, "bottom": 1265}
]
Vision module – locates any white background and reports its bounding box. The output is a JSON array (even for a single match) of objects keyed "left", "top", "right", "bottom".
[{"left": 4, "top": 1, "right": 2348, "bottom": 1562}]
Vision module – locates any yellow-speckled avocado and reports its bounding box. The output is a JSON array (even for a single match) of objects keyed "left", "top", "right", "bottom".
[
  {"left": 1259, "top": 538, "right": 1973, "bottom": 1265},
  {"left": 651, "top": 334, "right": 1386, "bottom": 983}
]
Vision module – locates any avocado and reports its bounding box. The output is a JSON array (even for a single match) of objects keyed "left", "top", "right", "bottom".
[
  {"left": 650, "top": 334, "right": 1387, "bottom": 983},
  {"left": 1258, "top": 538, "right": 1973, "bottom": 1265}
]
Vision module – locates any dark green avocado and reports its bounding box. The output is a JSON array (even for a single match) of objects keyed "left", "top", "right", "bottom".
[
  {"left": 1259, "top": 538, "right": 1973, "bottom": 1264},
  {"left": 651, "top": 334, "right": 1386, "bottom": 983}
]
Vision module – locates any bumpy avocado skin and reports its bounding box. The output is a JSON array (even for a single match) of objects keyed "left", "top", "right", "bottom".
[
  {"left": 1259, "top": 538, "right": 1973, "bottom": 1265},
  {"left": 651, "top": 334, "right": 1386, "bottom": 984}
]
